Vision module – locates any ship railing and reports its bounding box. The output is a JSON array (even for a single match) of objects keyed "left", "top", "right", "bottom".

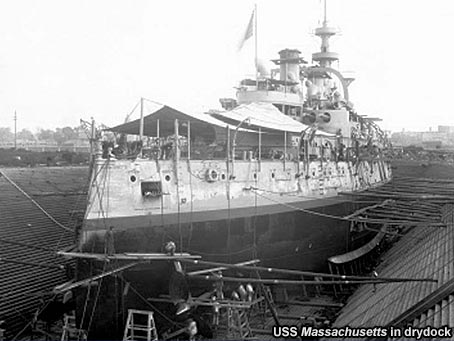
[{"left": 98, "top": 116, "right": 384, "bottom": 167}]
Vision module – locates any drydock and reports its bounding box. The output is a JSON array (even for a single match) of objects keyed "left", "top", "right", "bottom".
[
  {"left": 1, "top": 1, "right": 454, "bottom": 341},
  {"left": 1, "top": 166, "right": 454, "bottom": 340}
]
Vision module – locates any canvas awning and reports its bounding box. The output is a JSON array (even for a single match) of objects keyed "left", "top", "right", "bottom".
[
  {"left": 107, "top": 101, "right": 333, "bottom": 145},
  {"left": 107, "top": 103, "right": 259, "bottom": 142},
  {"left": 211, "top": 102, "right": 333, "bottom": 136}
]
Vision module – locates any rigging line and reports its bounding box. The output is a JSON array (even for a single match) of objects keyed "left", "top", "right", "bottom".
[
  {"left": 77, "top": 169, "right": 109, "bottom": 335},
  {"left": 79, "top": 161, "right": 111, "bottom": 331},
  {"left": 86, "top": 261, "right": 108, "bottom": 336},
  {"left": 176, "top": 162, "right": 182, "bottom": 253},
  {"left": 83, "top": 159, "right": 109, "bottom": 214},
  {"left": 124, "top": 99, "right": 141, "bottom": 123},
  {"left": 0, "top": 237, "right": 55, "bottom": 252},
  {"left": 142, "top": 97, "right": 166, "bottom": 107},
  {"left": 186, "top": 245, "right": 256, "bottom": 257},
  {"left": 91, "top": 160, "right": 111, "bottom": 230},
  {"left": 187, "top": 160, "right": 194, "bottom": 252},
  {"left": 248, "top": 187, "right": 444, "bottom": 226},
  {"left": 253, "top": 161, "right": 259, "bottom": 259},
  {"left": 80, "top": 278, "right": 92, "bottom": 333},
  {"left": 246, "top": 186, "right": 350, "bottom": 221},
  {"left": 11, "top": 294, "right": 58, "bottom": 341},
  {"left": 155, "top": 158, "right": 166, "bottom": 247},
  {"left": 189, "top": 169, "right": 383, "bottom": 204},
  {"left": 0, "top": 169, "right": 73, "bottom": 233},
  {"left": 55, "top": 168, "right": 92, "bottom": 252},
  {"left": 106, "top": 159, "right": 111, "bottom": 222}
]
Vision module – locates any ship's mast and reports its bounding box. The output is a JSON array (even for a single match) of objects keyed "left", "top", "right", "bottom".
[{"left": 312, "top": 0, "right": 339, "bottom": 68}]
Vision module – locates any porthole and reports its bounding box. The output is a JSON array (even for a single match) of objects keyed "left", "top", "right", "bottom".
[
  {"left": 130, "top": 175, "right": 137, "bottom": 183},
  {"left": 165, "top": 175, "right": 171, "bottom": 182}
]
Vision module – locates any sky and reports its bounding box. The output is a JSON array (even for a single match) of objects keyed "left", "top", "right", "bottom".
[{"left": 0, "top": 0, "right": 453, "bottom": 133}]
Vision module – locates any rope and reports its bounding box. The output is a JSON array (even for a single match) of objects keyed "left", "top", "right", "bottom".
[
  {"left": 187, "top": 160, "right": 194, "bottom": 252},
  {"left": 11, "top": 294, "right": 58, "bottom": 341},
  {"left": 54, "top": 167, "right": 92, "bottom": 252},
  {"left": 247, "top": 186, "right": 351, "bottom": 221},
  {"left": 79, "top": 279, "right": 92, "bottom": 333},
  {"left": 0, "top": 169, "right": 73, "bottom": 233},
  {"left": 186, "top": 245, "right": 256, "bottom": 257},
  {"left": 86, "top": 262, "right": 107, "bottom": 336},
  {"left": 79, "top": 160, "right": 110, "bottom": 333},
  {"left": 247, "top": 186, "right": 443, "bottom": 227}
]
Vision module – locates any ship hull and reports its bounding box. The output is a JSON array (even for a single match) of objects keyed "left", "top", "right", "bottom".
[
  {"left": 77, "top": 157, "right": 390, "bottom": 338},
  {"left": 81, "top": 195, "right": 355, "bottom": 269},
  {"left": 76, "top": 196, "right": 363, "bottom": 339}
]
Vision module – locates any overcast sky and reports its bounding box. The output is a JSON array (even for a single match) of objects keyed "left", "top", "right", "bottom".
[{"left": 0, "top": 0, "right": 453, "bottom": 133}]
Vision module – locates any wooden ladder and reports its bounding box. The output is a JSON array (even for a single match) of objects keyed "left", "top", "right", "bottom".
[
  {"left": 227, "top": 307, "right": 253, "bottom": 340},
  {"left": 123, "top": 309, "right": 158, "bottom": 341},
  {"left": 61, "top": 311, "right": 87, "bottom": 341},
  {"left": 254, "top": 269, "right": 280, "bottom": 327}
]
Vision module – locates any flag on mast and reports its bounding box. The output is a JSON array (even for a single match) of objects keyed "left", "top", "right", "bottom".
[{"left": 238, "top": 9, "right": 255, "bottom": 51}]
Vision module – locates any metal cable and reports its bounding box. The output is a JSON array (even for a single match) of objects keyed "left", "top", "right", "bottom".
[{"left": 0, "top": 169, "right": 73, "bottom": 233}]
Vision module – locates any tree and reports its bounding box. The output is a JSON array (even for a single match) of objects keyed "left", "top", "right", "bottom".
[
  {"left": 62, "top": 126, "right": 77, "bottom": 141},
  {"left": 17, "top": 128, "right": 35, "bottom": 141},
  {"left": 37, "top": 129, "right": 55, "bottom": 141},
  {"left": 54, "top": 126, "right": 77, "bottom": 145},
  {"left": 0, "top": 127, "right": 14, "bottom": 142}
]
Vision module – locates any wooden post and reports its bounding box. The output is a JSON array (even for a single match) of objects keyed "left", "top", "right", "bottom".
[
  {"left": 187, "top": 120, "right": 191, "bottom": 160},
  {"left": 226, "top": 126, "right": 231, "bottom": 177},
  {"left": 14, "top": 111, "right": 17, "bottom": 150},
  {"left": 258, "top": 127, "right": 262, "bottom": 171},
  {"left": 139, "top": 97, "right": 144, "bottom": 157},
  {"left": 284, "top": 131, "right": 287, "bottom": 170},
  {"left": 174, "top": 119, "right": 180, "bottom": 163}
]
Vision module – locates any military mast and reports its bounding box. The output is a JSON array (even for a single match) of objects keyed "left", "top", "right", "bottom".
[{"left": 312, "top": 0, "right": 339, "bottom": 68}]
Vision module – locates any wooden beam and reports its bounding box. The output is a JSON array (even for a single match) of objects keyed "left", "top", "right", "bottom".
[
  {"left": 277, "top": 314, "right": 327, "bottom": 321},
  {"left": 186, "top": 259, "right": 260, "bottom": 276},
  {"left": 147, "top": 297, "right": 263, "bottom": 309},
  {"left": 53, "top": 262, "right": 138, "bottom": 293},
  {"left": 275, "top": 300, "right": 344, "bottom": 308},
  {"left": 189, "top": 274, "right": 431, "bottom": 286},
  {"left": 182, "top": 259, "right": 436, "bottom": 283},
  {"left": 57, "top": 251, "right": 201, "bottom": 261}
]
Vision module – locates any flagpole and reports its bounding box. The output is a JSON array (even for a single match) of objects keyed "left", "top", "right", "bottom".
[{"left": 254, "top": 3, "right": 258, "bottom": 88}]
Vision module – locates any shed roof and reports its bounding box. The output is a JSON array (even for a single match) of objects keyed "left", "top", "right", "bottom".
[
  {"left": 0, "top": 166, "right": 88, "bottom": 339},
  {"left": 332, "top": 203, "right": 454, "bottom": 340}
]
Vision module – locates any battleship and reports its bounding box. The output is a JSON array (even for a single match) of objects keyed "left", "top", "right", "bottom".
[{"left": 70, "top": 2, "right": 392, "bottom": 338}]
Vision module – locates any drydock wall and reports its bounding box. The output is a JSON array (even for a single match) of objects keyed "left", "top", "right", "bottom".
[
  {"left": 0, "top": 166, "right": 88, "bottom": 339},
  {"left": 331, "top": 203, "right": 454, "bottom": 340}
]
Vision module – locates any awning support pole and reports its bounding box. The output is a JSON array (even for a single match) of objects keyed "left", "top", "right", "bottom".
[
  {"left": 139, "top": 97, "right": 144, "bottom": 158},
  {"left": 258, "top": 127, "right": 262, "bottom": 172},
  {"left": 187, "top": 120, "right": 191, "bottom": 160},
  {"left": 174, "top": 119, "right": 180, "bottom": 164},
  {"left": 284, "top": 131, "right": 287, "bottom": 170}
]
